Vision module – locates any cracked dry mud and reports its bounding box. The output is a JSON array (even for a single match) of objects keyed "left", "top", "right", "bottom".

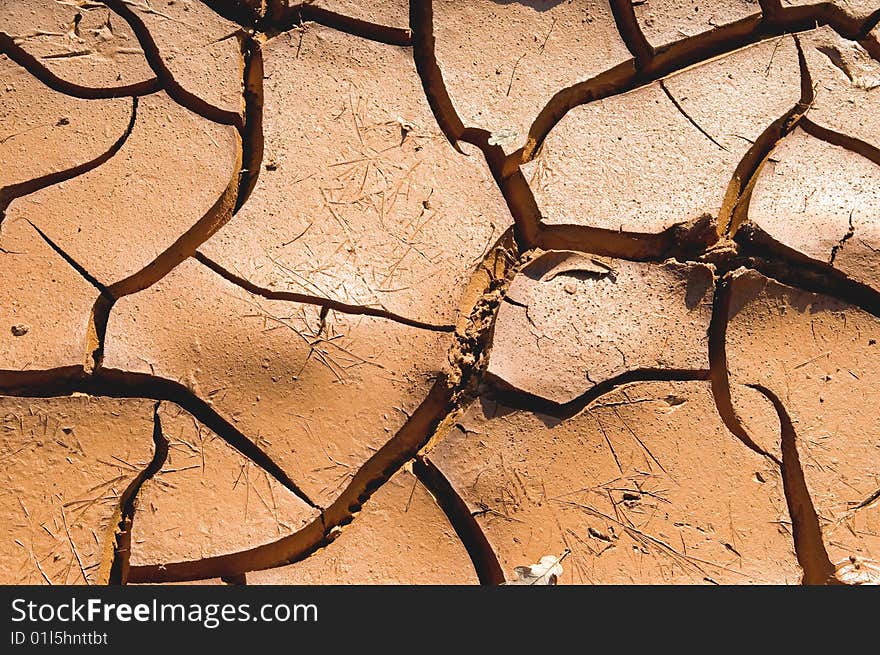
[{"left": 1, "top": 1, "right": 878, "bottom": 587}]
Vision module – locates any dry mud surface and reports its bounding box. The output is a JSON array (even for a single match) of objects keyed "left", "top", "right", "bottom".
[{"left": 1, "top": 1, "right": 879, "bottom": 586}]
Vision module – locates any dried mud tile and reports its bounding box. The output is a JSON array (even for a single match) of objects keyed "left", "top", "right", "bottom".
[
  {"left": 0, "top": 219, "right": 95, "bottom": 371},
  {"left": 199, "top": 24, "right": 508, "bottom": 325},
  {"left": 427, "top": 381, "right": 799, "bottom": 584},
  {"left": 0, "top": 0, "right": 154, "bottom": 89},
  {"left": 522, "top": 38, "right": 801, "bottom": 234},
  {"left": 725, "top": 269, "right": 880, "bottom": 578},
  {"left": 486, "top": 252, "right": 714, "bottom": 405},
  {"left": 4, "top": 93, "right": 239, "bottom": 286},
  {"left": 249, "top": 470, "right": 479, "bottom": 584},
  {"left": 800, "top": 27, "right": 880, "bottom": 149},
  {"left": 130, "top": 403, "right": 318, "bottom": 567},
  {"left": 747, "top": 128, "right": 880, "bottom": 291},
  {"left": 0, "top": 56, "right": 133, "bottom": 191},
  {"left": 124, "top": 0, "right": 244, "bottom": 115},
  {"left": 103, "top": 258, "right": 450, "bottom": 508},
  {"left": 783, "top": 0, "right": 880, "bottom": 21},
  {"left": 306, "top": 0, "right": 409, "bottom": 30},
  {"left": 523, "top": 83, "right": 721, "bottom": 234},
  {"left": 662, "top": 36, "right": 802, "bottom": 152},
  {"left": 0, "top": 396, "right": 155, "bottom": 584},
  {"left": 431, "top": 0, "right": 631, "bottom": 156},
  {"left": 634, "top": 0, "right": 761, "bottom": 48}
]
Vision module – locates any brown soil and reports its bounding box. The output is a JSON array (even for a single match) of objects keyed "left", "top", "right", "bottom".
[
  {"left": 1, "top": 0, "right": 878, "bottom": 586},
  {"left": 249, "top": 469, "right": 478, "bottom": 584}
]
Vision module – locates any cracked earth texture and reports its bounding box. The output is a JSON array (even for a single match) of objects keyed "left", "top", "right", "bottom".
[{"left": 0, "top": 0, "right": 878, "bottom": 586}]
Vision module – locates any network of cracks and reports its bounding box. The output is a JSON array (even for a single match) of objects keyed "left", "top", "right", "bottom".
[{"left": 1, "top": 0, "right": 879, "bottom": 585}]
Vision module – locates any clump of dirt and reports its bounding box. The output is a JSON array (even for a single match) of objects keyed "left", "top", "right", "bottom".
[{"left": 446, "top": 231, "right": 518, "bottom": 390}]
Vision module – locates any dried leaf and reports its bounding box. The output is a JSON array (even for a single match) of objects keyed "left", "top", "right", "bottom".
[
  {"left": 836, "top": 557, "right": 880, "bottom": 585},
  {"left": 504, "top": 549, "right": 570, "bottom": 585},
  {"left": 488, "top": 128, "right": 518, "bottom": 147}
]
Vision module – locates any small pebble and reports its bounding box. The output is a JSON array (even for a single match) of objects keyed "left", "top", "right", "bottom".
[{"left": 11, "top": 324, "right": 28, "bottom": 337}]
